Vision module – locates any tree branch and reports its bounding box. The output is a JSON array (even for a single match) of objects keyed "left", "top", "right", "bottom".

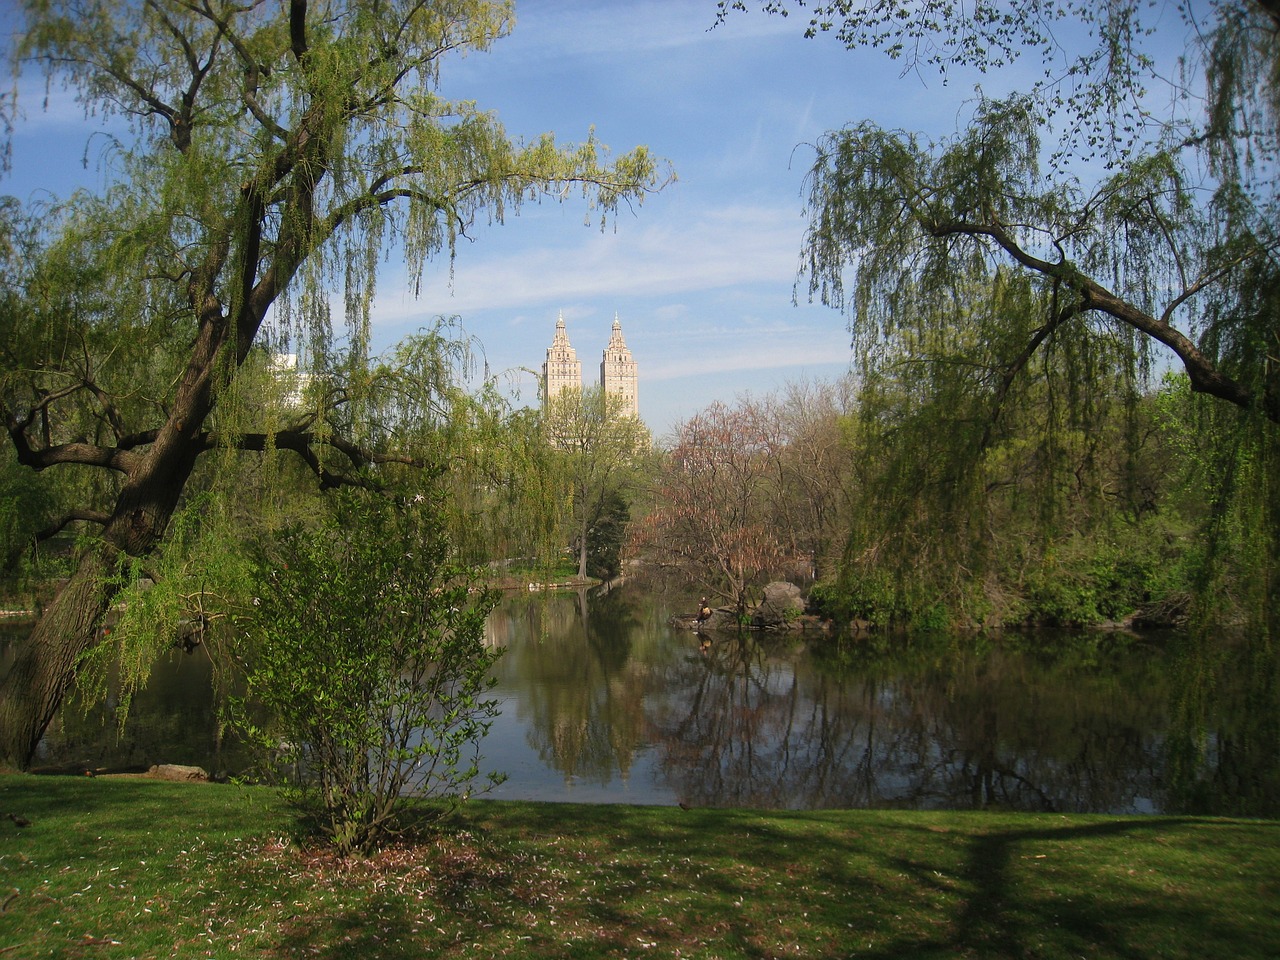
[
  {"left": 200, "top": 426, "right": 430, "bottom": 492},
  {"left": 290, "top": 0, "right": 309, "bottom": 64},
  {"left": 927, "top": 216, "right": 1270, "bottom": 420},
  {"left": 9, "top": 437, "right": 142, "bottom": 474},
  {"left": 32, "top": 509, "right": 112, "bottom": 543},
  {"left": 3, "top": 509, "right": 111, "bottom": 574}
]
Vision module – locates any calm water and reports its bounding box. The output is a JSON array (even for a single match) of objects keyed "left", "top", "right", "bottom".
[{"left": 7, "top": 583, "right": 1278, "bottom": 816}]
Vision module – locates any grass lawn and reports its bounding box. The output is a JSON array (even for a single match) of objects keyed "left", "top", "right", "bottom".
[{"left": 1, "top": 774, "right": 1277, "bottom": 958}]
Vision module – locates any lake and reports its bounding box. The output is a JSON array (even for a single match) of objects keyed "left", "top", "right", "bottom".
[{"left": 7, "top": 583, "right": 1277, "bottom": 816}]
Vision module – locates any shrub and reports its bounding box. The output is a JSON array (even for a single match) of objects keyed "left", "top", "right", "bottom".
[{"left": 235, "top": 489, "right": 503, "bottom": 855}]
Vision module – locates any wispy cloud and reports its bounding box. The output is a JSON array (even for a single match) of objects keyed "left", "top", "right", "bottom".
[
  {"left": 505, "top": 0, "right": 796, "bottom": 62},
  {"left": 644, "top": 327, "right": 852, "bottom": 381},
  {"left": 385, "top": 200, "right": 807, "bottom": 319}
]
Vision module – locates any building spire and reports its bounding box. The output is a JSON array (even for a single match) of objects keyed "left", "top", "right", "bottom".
[
  {"left": 601, "top": 312, "right": 638, "bottom": 418},
  {"left": 543, "top": 310, "right": 581, "bottom": 402}
]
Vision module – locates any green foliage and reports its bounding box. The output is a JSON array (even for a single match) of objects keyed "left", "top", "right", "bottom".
[
  {"left": 805, "top": 581, "right": 852, "bottom": 624},
  {"left": 1149, "top": 372, "right": 1279, "bottom": 631},
  {"left": 586, "top": 490, "right": 630, "bottom": 581},
  {"left": 721, "top": 1, "right": 1280, "bottom": 635},
  {"left": 544, "top": 385, "right": 651, "bottom": 581},
  {"left": 234, "top": 488, "right": 503, "bottom": 855},
  {"left": 811, "top": 568, "right": 976, "bottom": 633},
  {"left": 1023, "top": 545, "right": 1144, "bottom": 627},
  {"left": 0, "top": 454, "right": 57, "bottom": 584},
  {"left": 72, "top": 490, "right": 263, "bottom": 728},
  {"left": 809, "top": 572, "right": 901, "bottom": 627}
]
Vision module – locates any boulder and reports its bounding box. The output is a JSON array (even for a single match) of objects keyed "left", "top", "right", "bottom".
[
  {"left": 752, "top": 582, "right": 804, "bottom": 629},
  {"left": 147, "top": 763, "right": 209, "bottom": 782}
]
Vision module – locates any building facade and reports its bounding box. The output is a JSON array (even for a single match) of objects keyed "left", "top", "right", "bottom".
[
  {"left": 542, "top": 312, "right": 582, "bottom": 400},
  {"left": 542, "top": 312, "right": 639, "bottom": 419},
  {"left": 600, "top": 314, "right": 639, "bottom": 418}
]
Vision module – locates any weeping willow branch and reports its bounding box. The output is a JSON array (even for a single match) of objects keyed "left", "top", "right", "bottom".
[
  {"left": 211, "top": 428, "right": 429, "bottom": 491},
  {"left": 979, "top": 293, "right": 1087, "bottom": 450},
  {"left": 927, "top": 216, "right": 1271, "bottom": 420}
]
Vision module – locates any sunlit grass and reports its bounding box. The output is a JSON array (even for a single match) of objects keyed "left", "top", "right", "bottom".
[{"left": 1, "top": 774, "right": 1277, "bottom": 958}]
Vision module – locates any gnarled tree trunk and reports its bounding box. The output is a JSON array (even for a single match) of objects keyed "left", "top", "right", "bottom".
[
  {"left": 0, "top": 354, "right": 212, "bottom": 770},
  {"left": 0, "top": 548, "right": 117, "bottom": 769}
]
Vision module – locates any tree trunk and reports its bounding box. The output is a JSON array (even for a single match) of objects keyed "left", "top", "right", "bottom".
[
  {"left": 0, "top": 385, "right": 208, "bottom": 769},
  {"left": 0, "top": 547, "right": 117, "bottom": 768}
]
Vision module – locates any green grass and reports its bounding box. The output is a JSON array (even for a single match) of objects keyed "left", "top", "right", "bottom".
[{"left": 1, "top": 775, "right": 1277, "bottom": 959}]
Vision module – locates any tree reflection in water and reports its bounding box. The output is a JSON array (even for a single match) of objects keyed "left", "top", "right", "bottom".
[
  {"left": 489, "top": 587, "right": 1277, "bottom": 816},
  {"left": 9, "top": 585, "right": 1277, "bottom": 816},
  {"left": 649, "top": 631, "right": 1170, "bottom": 812}
]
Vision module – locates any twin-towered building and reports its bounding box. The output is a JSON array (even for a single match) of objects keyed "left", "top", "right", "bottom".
[{"left": 542, "top": 312, "right": 639, "bottom": 419}]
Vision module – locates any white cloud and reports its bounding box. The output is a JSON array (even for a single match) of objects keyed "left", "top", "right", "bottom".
[
  {"left": 645, "top": 327, "right": 852, "bottom": 381},
  {"left": 391, "top": 200, "right": 806, "bottom": 319}
]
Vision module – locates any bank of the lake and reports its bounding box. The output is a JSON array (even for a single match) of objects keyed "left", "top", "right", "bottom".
[{"left": 1, "top": 775, "right": 1276, "bottom": 959}]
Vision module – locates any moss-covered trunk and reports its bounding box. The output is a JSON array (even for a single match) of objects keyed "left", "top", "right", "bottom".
[{"left": 0, "top": 348, "right": 213, "bottom": 770}]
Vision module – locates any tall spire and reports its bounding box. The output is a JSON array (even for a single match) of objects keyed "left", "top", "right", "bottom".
[
  {"left": 542, "top": 310, "right": 582, "bottom": 403},
  {"left": 601, "top": 312, "right": 638, "bottom": 418},
  {"left": 552, "top": 310, "right": 570, "bottom": 344}
]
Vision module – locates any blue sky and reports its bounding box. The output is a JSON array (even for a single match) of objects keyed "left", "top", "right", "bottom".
[
  {"left": 385, "top": 0, "right": 1038, "bottom": 435},
  {"left": 2, "top": 0, "right": 1074, "bottom": 437}
]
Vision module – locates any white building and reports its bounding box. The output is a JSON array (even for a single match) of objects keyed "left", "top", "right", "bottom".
[
  {"left": 542, "top": 312, "right": 582, "bottom": 401},
  {"left": 541, "top": 312, "right": 638, "bottom": 418},
  {"left": 269, "top": 352, "right": 311, "bottom": 408},
  {"left": 600, "top": 314, "right": 639, "bottom": 419}
]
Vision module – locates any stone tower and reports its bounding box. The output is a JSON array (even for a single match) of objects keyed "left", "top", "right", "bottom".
[
  {"left": 542, "top": 311, "right": 582, "bottom": 401},
  {"left": 600, "top": 313, "right": 639, "bottom": 418}
]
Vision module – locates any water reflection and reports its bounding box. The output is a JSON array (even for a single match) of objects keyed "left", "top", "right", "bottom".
[
  {"left": 0, "top": 622, "right": 252, "bottom": 776},
  {"left": 651, "top": 633, "right": 1173, "bottom": 813},
  {"left": 483, "top": 585, "right": 663, "bottom": 801},
  {"left": 483, "top": 588, "right": 1277, "bottom": 816},
  {"left": 7, "top": 585, "right": 1278, "bottom": 816}
]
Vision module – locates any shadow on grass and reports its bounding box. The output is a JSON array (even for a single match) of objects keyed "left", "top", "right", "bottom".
[
  {"left": 442, "top": 803, "right": 1279, "bottom": 960},
  {"left": 3, "top": 778, "right": 1277, "bottom": 960},
  {"left": 873, "top": 817, "right": 1256, "bottom": 959}
]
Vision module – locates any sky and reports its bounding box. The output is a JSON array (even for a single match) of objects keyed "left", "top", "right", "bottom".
[
  {"left": 391, "top": 0, "right": 1003, "bottom": 435},
  {"left": 0, "top": 0, "right": 1087, "bottom": 437}
]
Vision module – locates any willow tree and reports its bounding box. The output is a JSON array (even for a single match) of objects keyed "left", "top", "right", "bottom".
[
  {"left": 721, "top": 1, "right": 1280, "bottom": 628},
  {"left": 0, "top": 0, "right": 667, "bottom": 770}
]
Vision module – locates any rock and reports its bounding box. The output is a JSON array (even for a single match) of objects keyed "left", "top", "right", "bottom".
[
  {"left": 147, "top": 763, "right": 209, "bottom": 782},
  {"left": 752, "top": 582, "right": 804, "bottom": 629}
]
